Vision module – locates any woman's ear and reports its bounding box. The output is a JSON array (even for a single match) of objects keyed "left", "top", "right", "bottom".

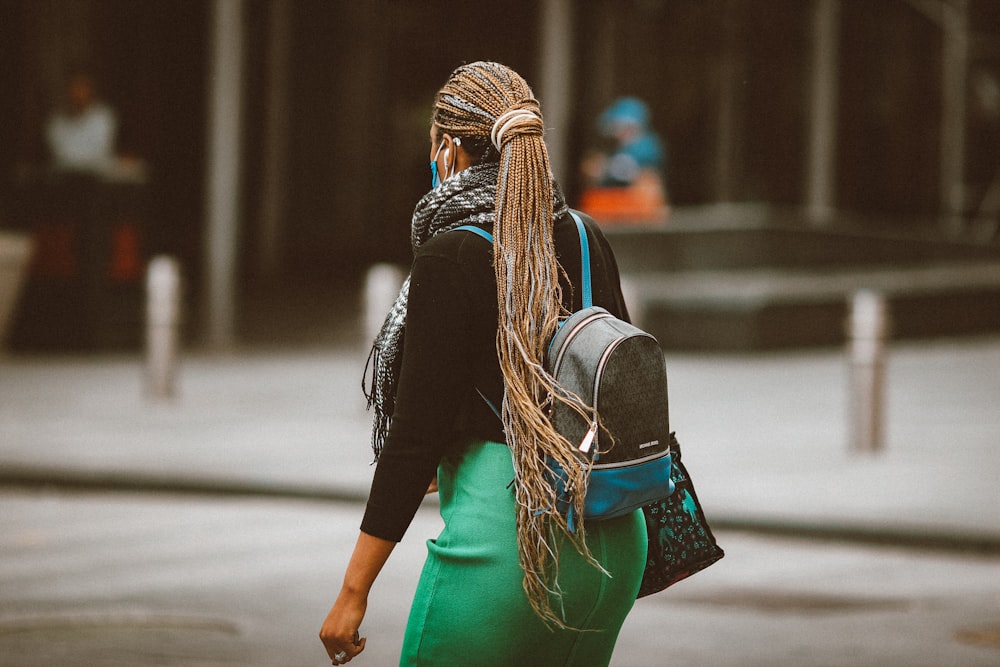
[
  {"left": 438, "top": 134, "right": 451, "bottom": 161},
  {"left": 448, "top": 135, "right": 474, "bottom": 172}
]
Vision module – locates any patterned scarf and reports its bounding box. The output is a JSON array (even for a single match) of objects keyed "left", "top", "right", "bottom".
[
  {"left": 364, "top": 161, "right": 569, "bottom": 459},
  {"left": 364, "top": 162, "right": 498, "bottom": 459}
]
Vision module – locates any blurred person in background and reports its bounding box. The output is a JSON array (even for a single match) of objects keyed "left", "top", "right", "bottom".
[
  {"left": 45, "top": 70, "right": 118, "bottom": 175},
  {"left": 320, "top": 61, "right": 643, "bottom": 666},
  {"left": 579, "top": 96, "right": 670, "bottom": 225}
]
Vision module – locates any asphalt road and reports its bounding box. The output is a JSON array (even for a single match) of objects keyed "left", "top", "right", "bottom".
[{"left": 1, "top": 490, "right": 997, "bottom": 667}]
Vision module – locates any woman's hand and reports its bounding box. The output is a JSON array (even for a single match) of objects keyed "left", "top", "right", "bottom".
[
  {"left": 319, "top": 532, "right": 396, "bottom": 664},
  {"left": 426, "top": 476, "right": 438, "bottom": 494},
  {"left": 320, "top": 587, "right": 367, "bottom": 664}
]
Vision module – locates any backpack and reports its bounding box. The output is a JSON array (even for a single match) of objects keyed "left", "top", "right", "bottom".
[{"left": 457, "top": 211, "right": 675, "bottom": 525}]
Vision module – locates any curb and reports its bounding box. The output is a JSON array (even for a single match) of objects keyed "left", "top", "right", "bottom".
[
  {"left": 710, "top": 517, "right": 1000, "bottom": 557},
  {"left": 0, "top": 465, "right": 369, "bottom": 505},
  {"left": 3, "top": 465, "right": 999, "bottom": 556}
]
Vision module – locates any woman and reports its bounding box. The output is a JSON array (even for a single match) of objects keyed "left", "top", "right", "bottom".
[{"left": 320, "top": 61, "right": 645, "bottom": 666}]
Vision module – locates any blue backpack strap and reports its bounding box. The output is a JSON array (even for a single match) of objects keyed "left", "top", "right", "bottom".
[
  {"left": 568, "top": 211, "right": 592, "bottom": 309},
  {"left": 454, "top": 225, "right": 494, "bottom": 243}
]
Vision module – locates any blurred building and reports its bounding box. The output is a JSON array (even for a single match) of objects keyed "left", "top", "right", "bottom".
[{"left": 0, "top": 0, "right": 998, "bottom": 347}]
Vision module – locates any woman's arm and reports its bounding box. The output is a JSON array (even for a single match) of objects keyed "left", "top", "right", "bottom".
[
  {"left": 321, "top": 245, "right": 475, "bottom": 661},
  {"left": 319, "top": 531, "right": 396, "bottom": 663}
]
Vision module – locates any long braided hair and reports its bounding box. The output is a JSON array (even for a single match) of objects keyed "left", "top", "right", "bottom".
[{"left": 433, "top": 62, "right": 601, "bottom": 627}]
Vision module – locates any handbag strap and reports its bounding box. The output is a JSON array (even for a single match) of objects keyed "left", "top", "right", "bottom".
[{"left": 455, "top": 210, "right": 592, "bottom": 308}]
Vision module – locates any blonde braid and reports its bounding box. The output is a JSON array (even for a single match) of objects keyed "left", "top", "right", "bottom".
[{"left": 434, "top": 62, "right": 601, "bottom": 627}]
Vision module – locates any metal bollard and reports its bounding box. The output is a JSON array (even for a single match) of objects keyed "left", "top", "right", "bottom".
[
  {"left": 363, "top": 263, "right": 406, "bottom": 345},
  {"left": 146, "top": 256, "right": 183, "bottom": 399},
  {"left": 846, "top": 289, "right": 889, "bottom": 453}
]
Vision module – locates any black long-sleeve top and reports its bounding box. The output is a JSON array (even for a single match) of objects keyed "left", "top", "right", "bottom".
[{"left": 360, "top": 211, "right": 631, "bottom": 542}]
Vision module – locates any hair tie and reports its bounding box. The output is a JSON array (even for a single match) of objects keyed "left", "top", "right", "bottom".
[{"left": 491, "top": 109, "right": 540, "bottom": 150}]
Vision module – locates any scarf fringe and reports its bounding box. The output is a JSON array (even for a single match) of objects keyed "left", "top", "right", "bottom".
[
  {"left": 362, "top": 164, "right": 502, "bottom": 462},
  {"left": 362, "top": 344, "right": 389, "bottom": 461}
]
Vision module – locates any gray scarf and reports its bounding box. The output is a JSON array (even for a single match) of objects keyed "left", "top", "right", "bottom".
[
  {"left": 364, "top": 162, "right": 498, "bottom": 459},
  {"left": 363, "top": 162, "right": 569, "bottom": 459}
]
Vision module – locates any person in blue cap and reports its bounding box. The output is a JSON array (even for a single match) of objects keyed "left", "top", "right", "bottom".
[
  {"left": 580, "top": 97, "right": 669, "bottom": 223},
  {"left": 596, "top": 97, "right": 665, "bottom": 186}
]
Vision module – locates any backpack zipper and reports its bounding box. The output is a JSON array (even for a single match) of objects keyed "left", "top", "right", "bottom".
[
  {"left": 550, "top": 310, "right": 613, "bottom": 376},
  {"left": 590, "top": 330, "right": 660, "bottom": 452},
  {"left": 591, "top": 448, "right": 669, "bottom": 470},
  {"left": 589, "top": 334, "right": 628, "bottom": 450}
]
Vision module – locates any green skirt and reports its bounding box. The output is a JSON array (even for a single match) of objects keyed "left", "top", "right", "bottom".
[{"left": 400, "top": 441, "right": 646, "bottom": 667}]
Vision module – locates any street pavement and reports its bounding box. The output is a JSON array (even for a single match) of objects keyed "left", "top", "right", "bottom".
[
  {"left": 1, "top": 323, "right": 999, "bottom": 665},
  {"left": 2, "top": 329, "right": 998, "bottom": 547},
  {"left": 1, "top": 491, "right": 998, "bottom": 667}
]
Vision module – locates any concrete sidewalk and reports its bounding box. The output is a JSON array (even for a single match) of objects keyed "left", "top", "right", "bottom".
[{"left": 1, "top": 334, "right": 999, "bottom": 552}]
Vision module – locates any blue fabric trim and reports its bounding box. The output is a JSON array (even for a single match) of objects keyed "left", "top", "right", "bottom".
[
  {"left": 583, "top": 454, "right": 675, "bottom": 519},
  {"left": 568, "top": 211, "right": 592, "bottom": 308},
  {"left": 553, "top": 453, "right": 675, "bottom": 523}
]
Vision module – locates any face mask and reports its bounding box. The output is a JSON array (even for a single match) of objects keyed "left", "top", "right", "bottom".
[{"left": 430, "top": 141, "right": 447, "bottom": 188}]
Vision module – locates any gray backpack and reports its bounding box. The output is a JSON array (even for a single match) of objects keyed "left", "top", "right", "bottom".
[{"left": 458, "top": 211, "right": 675, "bottom": 525}]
